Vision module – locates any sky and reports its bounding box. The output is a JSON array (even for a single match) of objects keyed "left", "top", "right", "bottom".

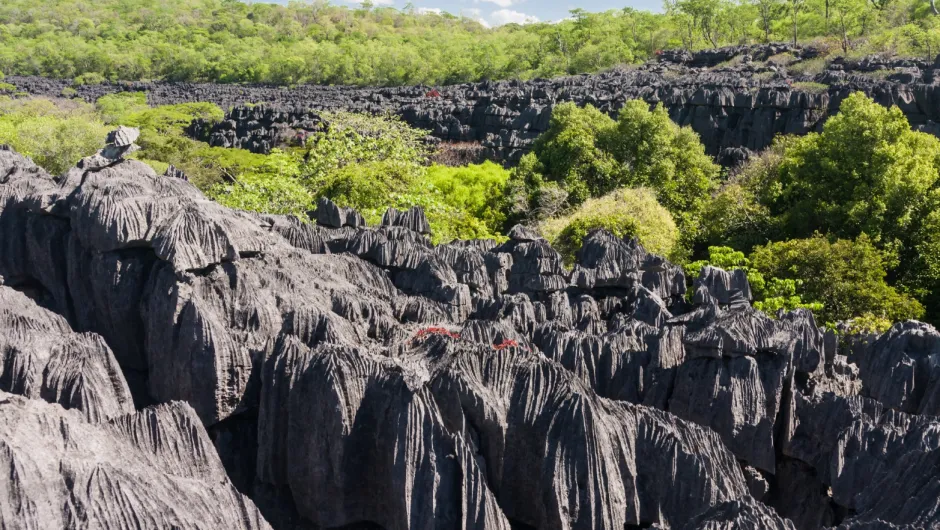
[{"left": 256, "top": 0, "right": 664, "bottom": 28}]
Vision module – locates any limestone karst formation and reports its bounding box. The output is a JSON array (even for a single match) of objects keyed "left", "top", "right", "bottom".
[
  {"left": 8, "top": 43, "right": 940, "bottom": 164},
  {"left": 1, "top": 134, "right": 939, "bottom": 529}
]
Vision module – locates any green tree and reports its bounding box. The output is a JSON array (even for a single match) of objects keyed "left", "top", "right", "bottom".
[
  {"left": 749, "top": 234, "right": 924, "bottom": 324},
  {"left": 601, "top": 100, "right": 720, "bottom": 238},
  {"left": 509, "top": 100, "right": 719, "bottom": 249},
  {"left": 540, "top": 187, "right": 680, "bottom": 265},
  {"left": 523, "top": 102, "right": 621, "bottom": 206}
]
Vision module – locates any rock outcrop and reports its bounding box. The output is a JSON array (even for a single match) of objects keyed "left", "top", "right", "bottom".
[
  {"left": 0, "top": 392, "right": 271, "bottom": 529},
  {"left": 8, "top": 44, "right": 940, "bottom": 164},
  {"left": 0, "top": 282, "right": 134, "bottom": 421},
  {"left": 2, "top": 136, "right": 940, "bottom": 529}
]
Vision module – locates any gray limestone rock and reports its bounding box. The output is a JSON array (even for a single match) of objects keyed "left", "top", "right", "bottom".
[
  {"left": 0, "top": 285, "right": 134, "bottom": 421},
  {"left": 0, "top": 392, "right": 271, "bottom": 529},
  {"left": 679, "top": 496, "right": 797, "bottom": 529},
  {"left": 2, "top": 143, "right": 939, "bottom": 529}
]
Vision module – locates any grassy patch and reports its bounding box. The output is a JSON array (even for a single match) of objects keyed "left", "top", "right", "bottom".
[
  {"left": 788, "top": 57, "right": 828, "bottom": 77},
  {"left": 792, "top": 81, "right": 829, "bottom": 94}
]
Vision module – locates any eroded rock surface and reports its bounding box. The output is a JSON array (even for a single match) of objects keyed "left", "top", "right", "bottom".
[
  {"left": 0, "top": 392, "right": 271, "bottom": 529},
  {"left": 2, "top": 139, "right": 940, "bottom": 529},
  {"left": 9, "top": 44, "right": 940, "bottom": 164}
]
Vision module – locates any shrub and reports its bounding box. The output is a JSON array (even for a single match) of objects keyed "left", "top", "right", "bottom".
[
  {"left": 749, "top": 234, "right": 924, "bottom": 325},
  {"left": 511, "top": 100, "right": 719, "bottom": 247},
  {"left": 0, "top": 97, "right": 109, "bottom": 174},
  {"left": 426, "top": 161, "right": 511, "bottom": 234},
  {"left": 526, "top": 102, "right": 621, "bottom": 206},
  {"left": 541, "top": 187, "right": 679, "bottom": 265},
  {"left": 685, "top": 245, "right": 824, "bottom": 316},
  {"left": 73, "top": 72, "right": 106, "bottom": 85},
  {"left": 96, "top": 92, "right": 149, "bottom": 124},
  {"left": 601, "top": 100, "right": 720, "bottom": 237},
  {"left": 207, "top": 150, "right": 314, "bottom": 216},
  {"left": 300, "top": 111, "right": 430, "bottom": 188},
  {"left": 699, "top": 183, "right": 775, "bottom": 253}
]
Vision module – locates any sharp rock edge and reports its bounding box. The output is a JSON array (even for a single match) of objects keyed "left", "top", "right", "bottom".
[
  {"left": 0, "top": 392, "right": 271, "bottom": 529},
  {"left": 1, "top": 142, "right": 940, "bottom": 529}
]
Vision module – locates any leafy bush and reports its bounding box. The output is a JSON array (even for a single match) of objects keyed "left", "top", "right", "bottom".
[
  {"left": 0, "top": 97, "right": 109, "bottom": 174},
  {"left": 96, "top": 92, "right": 149, "bottom": 123},
  {"left": 74, "top": 72, "right": 107, "bottom": 85},
  {"left": 685, "top": 246, "right": 824, "bottom": 316},
  {"left": 602, "top": 100, "right": 720, "bottom": 236},
  {"left": 541, "top": 187, "right": 679, "bottom": 265},
  {"left": 208, "top": 112, "right": 505, "bottom": 243},
  {"left": 762, "top": 92, "right": 940, "bottom": 319},
  {"left": 207, "top": 150, "right": 314, "bottom": 216},
  {"left": 523, "top": 102, "right": 621, "bottom": 206},
  {"left": 426, "top": 162, "right": 511, "bottom": 235},
  {"left": 698, "top": 182, "right": 775, "bottom": 253},
  {"left": 510, "top": 101, "right": 719, "bottom": 248},
  {"left": 749, "top": 234, "right": 924, "bottom": 325},
  {"left": 300, "top": 112, "right": 430, "bottom": 187}
]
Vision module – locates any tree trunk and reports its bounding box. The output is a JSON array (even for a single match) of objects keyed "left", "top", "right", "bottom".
[{"left": 931, "top": 0, "right": 939, "bottom": 16}]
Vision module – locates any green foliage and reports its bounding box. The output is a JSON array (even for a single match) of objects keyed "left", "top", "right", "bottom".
[
  {"left": 1, "top": 0, "right": 940, "bottom": 87},
  {"left": 208, "top": 150, "right": 314, "bottom": 216},
  {"left": 526, "top": 103, "right": 622, "bottom": 206},
  {"left": 603, "top": 100, "right": 720, "bottom": 236},
  {"left": 541, "top": 187, "right": 679, "bottom": 265},
  {"left": 685, "top": 245, "right": 825, "bottom": 316},
  {"left": 96, "top": 92, "right": 148, "bottom": 123},
  {"left": 426, "top": 162, "right": 511, "bottom": 235},
  {"left": 699, "top": 182, "right": 775, "bottom": 253},
  {"left": 74, "top": 72, "right": 106, "bottom": 85},
  {"left": 840, "top": 313, "right": 894, "bottom": 334},
  {"left": 300, "top": 112, "right": 429, "bottom": 188},
  {"left": 749, "top": 234, "right": 924, "bottom": 324},
  {"left": 0, "top": 0, "right": 682, "bottom": 87},
  {"left": 208, "top": 111, "right": 505, "bottom": 243},
  {"left": 756, "top": 93, "right": 940, "bottom": 319},
  {"left": 512, "top": 101, "right": 719, "bottom": 251},
  {"left": 772, "top": 92, "right": 940, "bottom": 246},
  {"left": 0, "top": 82, "right": 14, "bottom": 94},
  {"left": 0, "top": 97, "right": 108, "bottom": 174}
]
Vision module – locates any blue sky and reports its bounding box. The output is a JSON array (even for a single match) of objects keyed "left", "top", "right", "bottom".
[{"left": 253, "top": 0, "right": 664, "bottom": 27}]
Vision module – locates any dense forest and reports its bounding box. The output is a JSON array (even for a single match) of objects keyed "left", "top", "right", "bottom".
[{"left": 0, "top": 0, "right": 938, "bottom": 86}]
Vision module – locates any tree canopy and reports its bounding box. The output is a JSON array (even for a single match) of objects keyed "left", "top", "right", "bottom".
[{"left": 0, "top": 0, "right": 938, "bottom": 86}]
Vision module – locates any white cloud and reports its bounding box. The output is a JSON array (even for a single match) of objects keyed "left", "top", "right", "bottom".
[
  {"left": 479, "top": 0, "right": 517, "bottom": 7},
  {"left": 489, "top": 9, "right": 538, "bottom": 26},
  {"left": 416, "top": 7, "right": 442, "bottom": 15},
  {"left": 460, "top": 8, "right": 491, "bottom": 27},
  {"left": 344, "top": 0, "right": 394, "bottom": 5}
]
